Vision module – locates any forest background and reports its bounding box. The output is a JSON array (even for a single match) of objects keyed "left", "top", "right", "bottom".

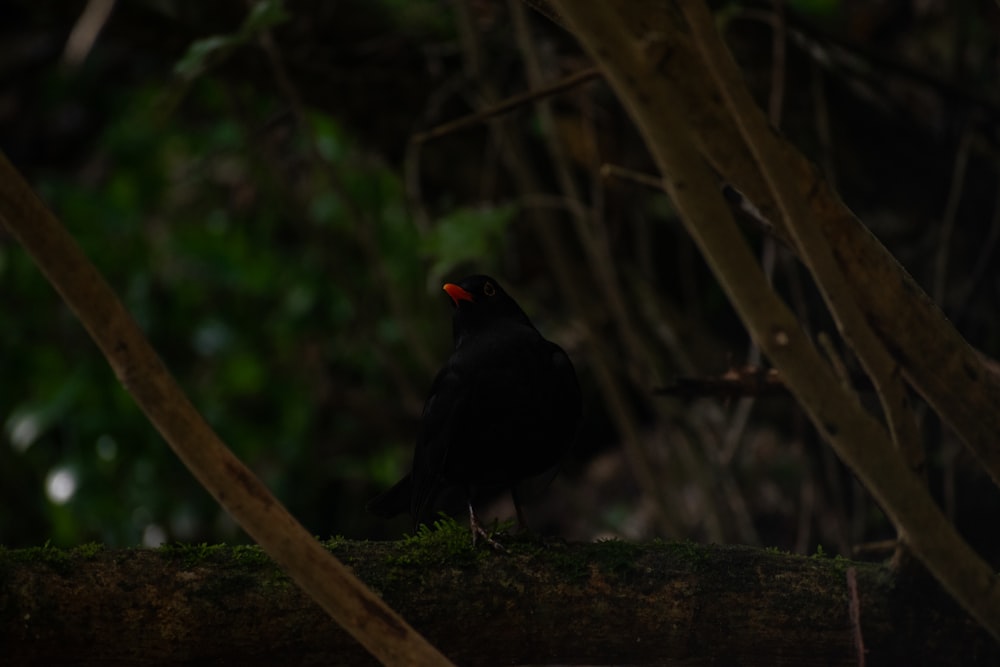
[{"left": 2, "top": 0, "right": 999, "bottom": 573}]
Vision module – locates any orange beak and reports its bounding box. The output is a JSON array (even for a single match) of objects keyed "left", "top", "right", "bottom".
[{"left": 443, "top": 283, "right": 474, "bottom": 305}]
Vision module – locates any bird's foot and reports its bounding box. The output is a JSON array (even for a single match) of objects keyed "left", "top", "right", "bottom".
[
  {"left": 471, "top": 523, "right": 506, "bottom": 551},
  {"left": 468, "top": 503, "right": 506, "bottom": 551}
]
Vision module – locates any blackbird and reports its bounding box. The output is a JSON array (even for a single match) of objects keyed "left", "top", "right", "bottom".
[{"left": 368, "top": 275, "right": 580, "bottom": 545}]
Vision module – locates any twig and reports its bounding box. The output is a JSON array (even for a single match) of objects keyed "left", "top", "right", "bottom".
[
  {"left": 810, "top": 60, "right": 838, "bottom": 190},
  {"left": 410, "top": 67, "right": 602, "bottom": 143},
  {"left": 656, "top": 366, "right": 788, "bottom": 399},
  {"left": 952, "top": 172, "right": 1000, "bottom": 321},
  {"left": 766, "top": 1, "right": 787, "bottom": 128},
  {"left": 932, "top": 127, "right": 974, "bottom": 305},
  {"left": 63, "top": 0, "right": 117, "bottom": 66},
  {"left": 817, "top": 332, "right": 853, "bottom": 392},
  {"left": 600, "top": 163, "right": 665, "bottom": 191},
  {"left": 847, "top": 567, "right": 866, "bottom": 667}
]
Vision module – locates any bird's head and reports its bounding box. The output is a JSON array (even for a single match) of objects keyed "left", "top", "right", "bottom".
[{"left": 442, "top": 275, "right": 533, "bottom": 332}]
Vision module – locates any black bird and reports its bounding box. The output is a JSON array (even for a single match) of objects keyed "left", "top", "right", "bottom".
[{"left": 368, "top": 275, "right": 581, "bottom": 545}]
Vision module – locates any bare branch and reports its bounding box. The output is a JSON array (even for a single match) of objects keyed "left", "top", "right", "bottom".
[{"left": 0, "top": 152, "right": 452, "bottom": 667}]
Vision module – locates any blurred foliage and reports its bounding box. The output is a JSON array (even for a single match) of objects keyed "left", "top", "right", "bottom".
[
  {"left": 420, "top": 203, "right": 516, "bottom": 288},
  {"left": 174, "top": 0, "right": 290, "bottom": 81},
  {"left": 1, "top": 14, "right": 454, "bottom": 546},
  {"left": 2, "top": 0, "right": 1000, "bottom": 564}
]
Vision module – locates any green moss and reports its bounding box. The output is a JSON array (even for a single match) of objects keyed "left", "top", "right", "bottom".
[
  {"left": 157, "top": 541, "right": 230, "bottom": 568},
  {"left": 156, "top": 541, "right": 279, "bottom": 572},
  {"left": 592, "top": 538, "right": 641, "bottom": 577},
  {"left": 541, "top": 539, "right": 707, "bottom": 586},
  {"left": 387, "top": 516, "right": 490, "bottom": 568},
  {"left": 154, "top": 542, "right": 294, "bottom": 598},
  {"left": 829, "top": 553, "right": 853, "bottom": 574},
  {"left": 0, "top": 541, "right": 74, "bottom": 574},
  {"left": 540, "top": 541, "right": 590, "bottom": 582},
  {"left": 0, "top": 542, "right": 102, "bottom": 586},
  {"left": 369, "top": 516, "right": 539, "bottom": 595},
  {"left": 322, "top": 535, "right": 349, "bottom": 549},
  {"left": 662, "top": 539, "right": 711, "bottom": 570},
  {"left": 230, "top": 543, "right": 272, "bottom": 567},
  {"left": 71, "top": 542, "right": 105, "bottom": 559}
]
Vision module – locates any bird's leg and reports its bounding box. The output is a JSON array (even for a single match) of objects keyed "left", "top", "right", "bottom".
[
  {"left": 467, "top": 500, "right": 505, "bottom": 551},
  {"left": 511, "top": 485, "right": 529, "bottom": 533}
]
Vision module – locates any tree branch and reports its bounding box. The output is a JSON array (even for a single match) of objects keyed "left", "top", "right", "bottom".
[
  {"left": 678, "top": 0, "right": 924, "bottom": 481},
  {"left": 578, "top": 0, "right": 1000, "bottom": 490},
  {"left": 0, "top": 152, "right": 451, "bottom": 666},
  {"left": 2, "top": 540, "right": 995, "bottom": 666},
  {"left": 546, "top": 0, "right": 1000, "bottom": 641}
]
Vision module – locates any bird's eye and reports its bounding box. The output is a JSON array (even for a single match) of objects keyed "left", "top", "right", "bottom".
[{"left": 483, "top": 282, "right": 496, "bottom": 297}]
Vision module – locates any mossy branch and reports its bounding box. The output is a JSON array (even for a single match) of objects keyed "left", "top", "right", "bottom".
[{"left": 2, "top": 537, "right": 995, "bottom": 666}]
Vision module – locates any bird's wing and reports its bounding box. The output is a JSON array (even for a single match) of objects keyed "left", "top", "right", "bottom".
[
  {"left": 409, "top": 325, "right": 582, "bottom": 522},
  {"left": 409, "top": 364, "right": 465, "bottom": 523}
]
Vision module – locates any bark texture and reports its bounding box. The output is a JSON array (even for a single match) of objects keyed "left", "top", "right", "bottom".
[{"left": 2, "top": 539, "right": 996, "bottom": 666}]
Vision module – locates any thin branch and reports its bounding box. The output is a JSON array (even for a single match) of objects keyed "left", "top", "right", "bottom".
[
  {"left": 410, "top": 67, "right": 602, "bottom": 144},
  {"left": 847, "top": 567, "right": 867, "bottom": 667},
  {"left": 810, "top": 60, "right": 839, "bottom": 190},
  {"left": 766, "top": 1, "right": 787, "bottom": 128},
  {"left": 63, "top": 0, "right": 117, "bottom": 66},
  {"left": 600, "top": 163, "right": 665, "bottom": 191},
  {"left": 817, "top": 332, "right": 853, "bottom": 392},
  {"left": 953, "top": 171, "right": 1000, "bottom": 321},
  {"left": 932, "top": 127, "right": 974, "bottom": 305}
]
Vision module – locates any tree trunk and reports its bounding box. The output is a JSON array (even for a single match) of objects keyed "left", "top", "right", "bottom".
[{"left": 2, "top": 538, "right": 994, "bottom": 666}]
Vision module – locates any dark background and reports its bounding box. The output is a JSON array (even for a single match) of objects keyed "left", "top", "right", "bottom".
[{"left": 2, "top": 0, "right": 999, "bottom": 560}]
